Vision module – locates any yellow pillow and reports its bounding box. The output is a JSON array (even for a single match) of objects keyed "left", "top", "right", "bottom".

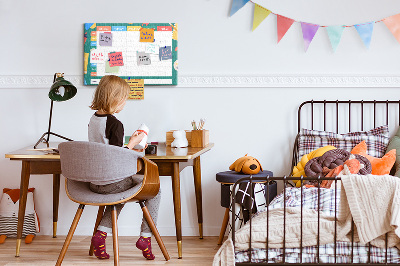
[{"left": 292, "top": 145, "right": 336, "bottom": 187}]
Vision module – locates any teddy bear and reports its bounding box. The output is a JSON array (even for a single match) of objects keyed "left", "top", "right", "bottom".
[
  {"left": 171, "top": 130, "right": 188, "bottom": 148},
  {"left": 0, "top": 188, "right": 39, "bottom": 244}
]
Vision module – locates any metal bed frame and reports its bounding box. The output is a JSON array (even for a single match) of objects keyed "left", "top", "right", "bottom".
[{"left": 232, "top": 100, "right": 400, "bottom": 265}]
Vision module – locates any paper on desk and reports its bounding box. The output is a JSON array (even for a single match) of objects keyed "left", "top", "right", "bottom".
[{"left": 26, "top": 147, "right": 58, "bottom": 152}]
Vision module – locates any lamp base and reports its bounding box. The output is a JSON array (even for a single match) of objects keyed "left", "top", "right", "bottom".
[{"left": 33, "top": 132, "right": 73, "bottom": 149}]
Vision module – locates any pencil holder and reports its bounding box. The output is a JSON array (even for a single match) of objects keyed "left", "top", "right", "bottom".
[{"left": 191, "top": 130, "right": 209, "bottom": 148}]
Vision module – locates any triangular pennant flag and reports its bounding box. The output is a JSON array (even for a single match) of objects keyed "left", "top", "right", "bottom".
[
  {"left": 354, "top": 22, "right": 374, "bottom": 49},
  {"left": 252, "top": 4, "right": 271, "bottom": 31},
  {"left": 277, "top": 15, "right": 295, "bottom": 43},
  {"left": 383, "top": 14, "right": 400, "bottom": 44},
  {"left": 230, "top": 0, "right": 250, "bottom": 17},
  {"left": 301, "top": 22, "right": 319, "bottom": 52},
  {"left": 326, "top": 25, "right": 345, "bottom": 52}
]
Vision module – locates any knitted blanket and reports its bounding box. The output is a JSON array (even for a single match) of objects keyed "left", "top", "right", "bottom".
[
  {"left": 338, "top": 174, "right": 400, "bottom": 249},
  {"left": 213, "top": 174, "right": 400, "bottom": 266}
]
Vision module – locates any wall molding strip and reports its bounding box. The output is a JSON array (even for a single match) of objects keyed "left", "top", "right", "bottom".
[{"left": 0, "top": 75, "right": 399, "bottom": 88}]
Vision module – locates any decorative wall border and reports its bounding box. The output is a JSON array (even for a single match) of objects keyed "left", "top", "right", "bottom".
[{"left": 0, "top": 75, "right": 399, "bottom": 88}]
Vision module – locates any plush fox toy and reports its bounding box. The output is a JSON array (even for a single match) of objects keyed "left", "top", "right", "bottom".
[
  {"left": 0, "top": 188, "right": 39, "bottom": 244},
  {"left": 230, "top": 154, "right": 263, "bottom": 175}
]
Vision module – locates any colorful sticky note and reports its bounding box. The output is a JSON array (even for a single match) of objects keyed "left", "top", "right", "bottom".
[
  {"left": 137, "top": 52, "right": 151, "bottom": 66},
  {"left": 90, "top": 49, "right": 106, "bottom": 63},
  {"left": 140, "top": 28, "right": 155, "bottom": 42},
  {"left": 159, "top": 46, "right": 172, "bottom": 61},
  {"left": 105, "top": 63, "right": 120, "bottom": 73},
  {"left": 108, "top": 52, "right": 124, "bottom": 67},
  {"left": 145, "top": 43, "right": 158, "bottom": 54},
  {"left": 126, "top": 79, "right": 144, "bottom": 100},
  {"left": 99, "top": 32, "right": 112, "bottom": 46}
]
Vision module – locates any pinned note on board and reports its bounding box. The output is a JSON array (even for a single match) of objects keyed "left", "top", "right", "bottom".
[
  {"left": 145, "top": 43, "right": 158, "bottom": 54},
  {"left": 99, "top": 32, "right": 112, "bottom": 46},
  {"left": 108, "top": 52, "right": 124, "bottom": 67},
  {"left": 140, "top": 28, "right": 155, "bottom": 42},
  {"left": 126, "top": 79, "right": 144, "bottom": 100},
  {"left": 159, "top": 46, "right": 172, "bottom": 61},
  {"left": 105, "top": 62, "right": 120, "bottom": 73},
  {"left": 90, "top": 49, "right": 106, "bottom": 63},
  {"left": 137, "top": 52, "right": 151, "bottom": 66}
]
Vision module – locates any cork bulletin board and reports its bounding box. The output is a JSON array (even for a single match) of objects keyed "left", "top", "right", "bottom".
[{"left": 84, "top": 23, "right": 178, "bottom": 85}]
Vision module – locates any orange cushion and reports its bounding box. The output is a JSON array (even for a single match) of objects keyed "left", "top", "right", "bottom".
[{"left": 351, "top": 140, "right": 396, "bottom": 175}]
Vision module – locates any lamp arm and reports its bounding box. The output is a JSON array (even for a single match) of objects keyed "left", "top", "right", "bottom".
[
  {"left": 46, "top": 100, "right": 54, "bottom": 143},
  {"left": 33, "top": 73, "right": 75, "bottom": 149}
]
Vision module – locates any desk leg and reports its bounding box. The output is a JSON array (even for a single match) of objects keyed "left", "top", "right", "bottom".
[
  {"left": 53, "top": 174, "right": 60, "bottom": 238},
  {"left": 16, "top": 161, "right": 31, "bottom": 257},
  {"left": 171, "top": 162, "right": 182, "bottom": 259},
  {"left": 193, "top": 157, "right": 203, "bottom": 239}
]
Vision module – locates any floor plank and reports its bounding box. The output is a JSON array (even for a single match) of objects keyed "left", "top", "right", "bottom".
[{"left": 0, "top": 236, "right": 222, "bottom": 265}]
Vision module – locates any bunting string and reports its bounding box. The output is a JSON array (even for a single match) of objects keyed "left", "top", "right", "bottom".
[
  {"left": 230, "top": 0, "right": 400, "bottom": 52},
  {"left": 249, "top": 0, "right": 385, "bottom": 28}
]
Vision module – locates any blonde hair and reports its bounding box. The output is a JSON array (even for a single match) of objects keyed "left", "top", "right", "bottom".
[{"left": 90, "top": 75, "right": 130, "bottom": 114}]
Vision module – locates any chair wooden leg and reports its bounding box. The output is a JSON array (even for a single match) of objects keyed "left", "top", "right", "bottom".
[
  {"left": 218, "top": 208, "right": 230, "bottom": 245},
  {"left": 89, "top": 206, "right": 105, "bottom": 256},
  {"left": 139, "top": 201, "right": 170, "bottom": 261},
  {"left": 111, "top": 205, "right": 119, "bottom": 266},
  {"left": 56, "top": 204, "right": 85, "bottom": 266}
]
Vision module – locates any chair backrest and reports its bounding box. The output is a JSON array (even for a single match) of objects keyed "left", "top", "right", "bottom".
[{"left": 59, "top": 141, "right": 142, "bottom": 183}]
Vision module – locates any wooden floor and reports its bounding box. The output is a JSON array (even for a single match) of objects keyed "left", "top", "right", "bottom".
[{"left": 0, "top": 236, "right": 223, "bottom": 265}]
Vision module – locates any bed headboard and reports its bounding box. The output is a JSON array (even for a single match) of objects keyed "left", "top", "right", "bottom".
[
  {"left": 292, "top": 100, "right": 400, "bottom": 169},
  {"left": 298, "top": 100, "right": 400, "bottom": 133}
]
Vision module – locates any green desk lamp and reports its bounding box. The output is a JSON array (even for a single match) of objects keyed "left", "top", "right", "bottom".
[{"left": 34, "top": 73, "right": 77, "bottom": 149}]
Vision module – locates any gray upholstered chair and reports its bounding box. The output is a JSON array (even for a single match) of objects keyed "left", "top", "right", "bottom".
[{"left": 55, "top": 141, "right": 169, "bottom": 266}]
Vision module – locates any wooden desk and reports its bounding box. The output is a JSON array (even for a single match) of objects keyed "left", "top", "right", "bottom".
[{"left": 5, "top": 142, "right": 213, "bottom": 259}]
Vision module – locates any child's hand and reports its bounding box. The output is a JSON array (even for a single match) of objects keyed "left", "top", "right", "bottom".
[
  {"left": 133, "top": 143, "right": 148, "bottom": 153},
  {"left": 126, "top": 131, "right": 145, "bottom": 150}
]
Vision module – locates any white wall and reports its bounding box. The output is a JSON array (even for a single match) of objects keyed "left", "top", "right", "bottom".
[{"left": 1, "top": 0, "right": 400, "bottom": 236}]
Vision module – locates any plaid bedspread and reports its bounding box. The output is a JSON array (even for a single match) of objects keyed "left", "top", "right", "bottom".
[
  {"left": 235, "top": 186, "right": 400, "bottom": 263},
  {"left": 268, "top": 186, "right": 341, "bottom": 216},
  {"left": 236, "top": 242, "right": 400, "bottom": 263}
]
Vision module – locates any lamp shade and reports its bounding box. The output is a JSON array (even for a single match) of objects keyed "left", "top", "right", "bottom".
[{"left": 48, "top": 76, "right": 77, "bottom": 102}]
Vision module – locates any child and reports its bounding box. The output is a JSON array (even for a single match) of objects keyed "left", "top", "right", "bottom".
[{"left": 88, "top": 75, "right": 161, "bottom": 260}]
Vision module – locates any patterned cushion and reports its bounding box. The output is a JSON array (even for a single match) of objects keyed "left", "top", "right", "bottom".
[{"left": 296, "top": 125, "right": 390, "bottom": 164}]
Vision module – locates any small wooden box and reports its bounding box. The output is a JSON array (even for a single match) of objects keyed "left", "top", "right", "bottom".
[
  {"left": 166, "top": 130, "right": 192, "bottom": 146},
  {"left": 191, "top": 130, "right": 209, "bottom": 148}
]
